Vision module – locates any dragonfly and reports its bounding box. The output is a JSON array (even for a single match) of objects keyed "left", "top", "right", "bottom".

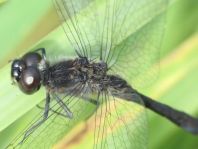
[{"left": 7, "top": 0, "right": 198, "bottom": 148}]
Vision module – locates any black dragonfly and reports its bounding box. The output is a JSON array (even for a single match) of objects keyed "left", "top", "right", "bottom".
[{"left": 7, "top": 0, "right": 198, "bottom": 148}]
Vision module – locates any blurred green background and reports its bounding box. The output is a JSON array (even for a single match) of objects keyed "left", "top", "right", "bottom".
[{"left": 0, "top": 0, "right": 198, "bottom": 148}]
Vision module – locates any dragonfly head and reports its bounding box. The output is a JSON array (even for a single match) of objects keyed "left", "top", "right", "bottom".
[{"left": 11, "top": 52, "right": 42, "bottom": 94}]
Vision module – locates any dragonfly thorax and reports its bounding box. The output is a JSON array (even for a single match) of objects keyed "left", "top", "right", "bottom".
[
  {"left": 42, "top": 57, "right": 108, "bottom": 93},
  {"left": 88, "top": 61, "right": 108, "bottom": 80}
]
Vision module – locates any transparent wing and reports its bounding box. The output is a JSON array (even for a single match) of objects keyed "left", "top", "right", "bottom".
[
  {"left": 54, "top": 0, "right": 96, "bottom": 59},
  {"left": 90, "top": 91, "right": 147, "bottom": 149},
  {"left": 109, "top": 13, "right": 167, "bottom": 88},
  {"left": 7, "top": 84, "right": 97, "bottom": 149},
  {"left": 54, "top": 0, "right": 167, "bottom": 88}
]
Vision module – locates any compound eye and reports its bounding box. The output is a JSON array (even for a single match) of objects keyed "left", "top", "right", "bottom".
[
  {"left": 22, "top": 52, "right": 42, "bottom": 67},
  {"left": 11, "top": 59, "right": 26, "bottom": 82},
  {"left": 19, "top": 67, "right": 41, "bottom": 94},
  {"left": 11, "top": 69, "right": 20, "bottom": 82},
  {"left": 11, "top": 59, "right": 26, "bottom": 71}
]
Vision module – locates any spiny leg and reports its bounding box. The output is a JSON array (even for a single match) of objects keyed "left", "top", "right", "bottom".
[
  {"left": 34, "top": 48, "right": 49, "bottom": 70},
  {"left": 81, "top": 97, "right": 100, "bottom": 106},
  {"left": 53, "top": 94, "right": 73, "bottom": 119},
  {"left": 34, "top": 48, "right": 47, "bottom": 61},
  {"left": 36, "top": 105, "right": 67, "bottom": 118},
  {"left": 20, "top": 93, "right": 50, "bottom": 144},
  {"left": 36, "top": 96, "right": 100, "bottom": 118}
]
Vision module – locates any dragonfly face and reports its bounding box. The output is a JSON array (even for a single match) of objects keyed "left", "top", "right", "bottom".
[{"left": 11, "top": 52, "right": 42, "bottom": 94}]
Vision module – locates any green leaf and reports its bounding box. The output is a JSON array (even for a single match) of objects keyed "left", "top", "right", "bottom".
[
  {"left": 0, "top": 0, "right": 7, "bottom": 4},
  {"left": 0, "top": 0, "right": 59, "bottom": 67},
  {"left": 0, "top": 0, "right": 198, "bottom": 148},
  {"left": 148, "top": 33, "right": 198, "bottom": 149}
]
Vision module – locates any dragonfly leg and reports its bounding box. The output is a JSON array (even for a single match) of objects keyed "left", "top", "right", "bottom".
[
  {"left": 34, "top": 48, "right": 47, "bottom": 61},
  {"left": 36, "top": 97, "right": 99, "bottom": 118},
  {"left": 36, "top": 105, "right": 68, "bottom": 118},
  {"left": 53, "top": 94, "right": 73, "bottom": 119},
  {"left": 82, "top": 97, "right": 100, "bottom": 106},
  {"left": 34, "top": 48, "right": 49, "bottom": 70},
  {"left": 20, "top": 93, "right": 50, "bottom": 144}
]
